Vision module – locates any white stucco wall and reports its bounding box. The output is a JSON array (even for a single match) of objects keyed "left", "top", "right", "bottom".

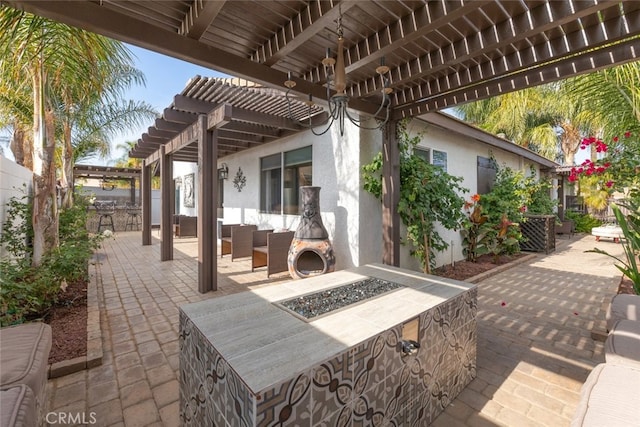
[
  {"left": 174, "top": 161, "right": 199, "bottom": 217},
  {"left": 0, "top": 157, "right": 32, "bottom": 259},
  {"left": 216, "top": 119, "right": 382, "bottom": 271}
]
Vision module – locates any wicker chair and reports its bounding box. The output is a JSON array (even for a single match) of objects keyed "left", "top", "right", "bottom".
[
  {"left": 220, "top": 224, "right": 257, "bottom": 260},
  {"left": 252, "top": 231, "right": 294, "bottom": 277}
]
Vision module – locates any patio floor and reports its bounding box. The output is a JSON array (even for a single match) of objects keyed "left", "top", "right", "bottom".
[{"left": 45, "top": 231, "right": 624, "bottom": 426}]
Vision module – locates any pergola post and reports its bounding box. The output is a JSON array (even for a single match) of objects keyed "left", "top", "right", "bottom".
[
  {"left": 130, "top": 178, "right": 136, "bottom": 204},
  {"left": 197, "top": 115, "right": 217, "bottom": 293},
  {"left": 160, "top": 145, "right": 174, "bottom": 261},
  {"left": 557, "top": 175, "right": 565, "bottom": 220},
  {"left": 382, "top": 119, "right": 400, "bottom": 266},
  {"left": 141, "top": 160, "right": 152, "bottom": 246}
]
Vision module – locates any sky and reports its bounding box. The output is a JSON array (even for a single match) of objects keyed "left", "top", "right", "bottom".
[{"left": 97, "top": 44, "right": 229, "bottom": 166}]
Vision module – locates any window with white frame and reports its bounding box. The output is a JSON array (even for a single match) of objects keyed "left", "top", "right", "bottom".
[
  {"left": 414, "top": 147, "right": 448, "bottom": 171},
  {"left": 260, "top": 146, "right": 312, "bottom": 214}
]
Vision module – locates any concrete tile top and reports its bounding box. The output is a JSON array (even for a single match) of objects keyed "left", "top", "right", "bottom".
[{"left": 181, "top": 263, "right": 476, "bottom": 392}]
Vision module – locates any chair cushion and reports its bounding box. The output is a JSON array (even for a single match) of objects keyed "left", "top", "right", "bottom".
[
  {"left": 571, "top": 363, "right": 640, "bottom": 426},
  {"left": 0, "top": 385, "right": 36, "bottom": 427},
  {"left": 0, "top": 322, "right": 52, "bottom": 425},
  {"left": 606, "top": 294, "right": 640, "bottom": 331},
  {"left": 605, "top": 320, "right": 640, "bottom": 368}
]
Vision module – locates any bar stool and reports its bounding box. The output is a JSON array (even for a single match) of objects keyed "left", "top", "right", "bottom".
[
  {"left": 94, "top": 201, "right": 115, "bottom": 233},
  {"left": 125, "top": 203, "right": 142, "bottom": 231}
]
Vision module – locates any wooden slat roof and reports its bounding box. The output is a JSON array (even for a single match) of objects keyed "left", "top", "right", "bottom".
[
  {"left": 127, "top": 76, "right": 327, "bottom": 161},
  {"left": 5, "top": 0, "right": 638, "bottom": 121}
]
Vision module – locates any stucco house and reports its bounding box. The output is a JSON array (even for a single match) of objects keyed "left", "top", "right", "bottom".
[{"left": 169, "top": 77, "right": 558, "bottom": 273}]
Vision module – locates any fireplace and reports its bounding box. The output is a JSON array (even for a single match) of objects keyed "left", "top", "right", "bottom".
[{"left": 287, "top": 186, "right": 335, "bottom": 279}]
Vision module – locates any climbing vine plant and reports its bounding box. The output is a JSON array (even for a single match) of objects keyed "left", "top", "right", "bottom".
[{"left": 362, "top": 120, "right": 468, "bottom": 273}]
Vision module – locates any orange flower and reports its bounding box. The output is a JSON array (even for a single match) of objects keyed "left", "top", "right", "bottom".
[{"left": 471, "top": 194, "right": 480, "bottom": 202}]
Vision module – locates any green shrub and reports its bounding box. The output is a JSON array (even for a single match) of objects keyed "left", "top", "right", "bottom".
[
  {"left": 588, "top": 202, "right": 640, "bottom": 294},
  {"left": 0, "top": 192, "right": 102, "bottom": 326},
  {"left": 565, "top": 210, "right": 602, "bottom": 233}
]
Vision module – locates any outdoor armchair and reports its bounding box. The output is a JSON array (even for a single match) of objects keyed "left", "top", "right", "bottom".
[
  {"left": 252, "top": 230, "right": 295, "bottom": 277},
  {"left": 220, "top": 224, "right": 257, "bottom": 260}
]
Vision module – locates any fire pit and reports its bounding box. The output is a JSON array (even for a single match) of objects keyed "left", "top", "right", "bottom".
[{"left": 288, "top": 186, "right": 335, "bottom": 279}]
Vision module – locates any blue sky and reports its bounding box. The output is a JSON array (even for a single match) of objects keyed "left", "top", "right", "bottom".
[{"left": 103, "top": 44, "right": 229, "bottom": 165}]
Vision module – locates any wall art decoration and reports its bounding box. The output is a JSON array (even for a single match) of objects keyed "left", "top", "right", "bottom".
[
  {"left": 183, "top": 173, "right": 195, "bottom": 207},
  {"left": 233, "top": 167, "right": 246, "bottom": 192}
]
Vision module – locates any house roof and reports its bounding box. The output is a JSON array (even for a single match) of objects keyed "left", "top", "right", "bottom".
[
  {"left": 6, "top": 1, "right": 640, "bottom": 122},
  {"left": 419, "top": 112, "right": 559, "bottom": 169}
]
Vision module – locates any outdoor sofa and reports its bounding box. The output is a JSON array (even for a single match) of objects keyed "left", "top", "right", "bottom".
[{"left": 572, "top": 294, "right": 640, "bottom": 426}]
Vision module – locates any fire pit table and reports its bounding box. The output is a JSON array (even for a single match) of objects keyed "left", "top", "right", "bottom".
[{"left": 179, "top": 263, "right": 477, "bottom": 426}]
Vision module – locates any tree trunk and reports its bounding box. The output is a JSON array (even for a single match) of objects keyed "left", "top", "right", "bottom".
[
  {"left": 560, "top": 122, "right": 581, "bottom": 165},
  {"left": 61, "top": 121, "right": 74, "bottom": 208},
  {"left": 31, "top": 60, "right": 59, "bottom": 266},
  {"left": 32, "top": 68, "right": 45, "bottom": 176},
  {"left": 9, "top": 124, "right": 25, "bottom": 166}
]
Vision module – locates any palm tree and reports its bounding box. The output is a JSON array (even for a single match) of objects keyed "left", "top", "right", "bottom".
[
  {"left": 456, "top": 87, "right": 560, "bottom": 161},
  {"left": 0, "top": 7, "right": 155, "bottom": 264},
  {"left": 562, "top": 62, "right": 640, "bottom": 140}
]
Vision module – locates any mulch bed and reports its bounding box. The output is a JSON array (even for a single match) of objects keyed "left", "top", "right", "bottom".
[
  {"left": 434, "top": 253, "right": 529, "bottom": 281},
  {"left": 618, "top": 277, "right": 637, "bottom": 295},
  {"left": 44, "top": 279, "right": 88, "bottom": 364}
]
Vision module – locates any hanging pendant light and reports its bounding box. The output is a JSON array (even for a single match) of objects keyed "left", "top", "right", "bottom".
[{"left": 284, "top": 6, "right": 392, "bottom": 136}]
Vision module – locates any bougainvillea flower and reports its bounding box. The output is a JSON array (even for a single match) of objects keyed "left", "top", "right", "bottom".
[{"left": 606, "top": 180, "right": 614, "bottom": 188}]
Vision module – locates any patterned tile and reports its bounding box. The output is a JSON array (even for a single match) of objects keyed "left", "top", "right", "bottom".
[
  {"left": 311, "top": 353, "right": 354, "bottom": 424},
  {"left": 256, "top": 373, "right": 312, "bottom": 427},
  {"left": 352, "top": 381, "right": 387, "bottom": 427},
  {"left": 180, "top": 286, "right": 476, "bottom": 426}
]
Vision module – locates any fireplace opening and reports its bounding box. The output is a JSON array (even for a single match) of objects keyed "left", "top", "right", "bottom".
[{"left": 293, "top": 249, "right": 328, "bottom": 277}]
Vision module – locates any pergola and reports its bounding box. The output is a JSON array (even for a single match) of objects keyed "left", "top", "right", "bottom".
[
  {"left": 6, "top": 0, "right": 639, "bottom": 292},
  {"left": 72, "top": 165, "right": 141, "bottom": 205}
]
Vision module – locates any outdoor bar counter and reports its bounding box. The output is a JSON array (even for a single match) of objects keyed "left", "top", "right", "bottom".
[{"left": 179, "top": 263, "right": 477, "bottom": 426}]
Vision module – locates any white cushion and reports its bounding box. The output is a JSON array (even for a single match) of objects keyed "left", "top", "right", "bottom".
[
  {"left": 606, "top": 294, "right": 640, "bottom": 331},
  {"left": 605, "top": 320, "right": 640, "bottom": 368},
  {"left": 571, "top": 363, "right": 640, "bottom": 426}
]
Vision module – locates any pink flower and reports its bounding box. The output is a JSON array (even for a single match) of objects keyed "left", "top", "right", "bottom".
[
  {"left": 606, "top": 180, "right": 614, "bottom": 188},
  {"left": 613, "top": 136, "right": 619, "bottom": 142},
  {"left": 624, "top": 131, "right": 631, "bottom": 138}
]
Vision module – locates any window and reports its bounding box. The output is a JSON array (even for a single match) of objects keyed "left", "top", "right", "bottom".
[
  {"left": 260, "top": 146, "right": 312, "bottom": 214},
  {"left": 477, "top": 156, "right": 497, "bottom": 195},
  {"left": 260, "top": 154, "right": 281, "bottom": 213},
  {"left": 283, "top": 146, "right": 312, "bottom": 214},
  {"left": 432, "top": 150, "right": 447, "bottom": 170},
  {"left": 414, "top": 147, "right": 447, "bottom": 171}
]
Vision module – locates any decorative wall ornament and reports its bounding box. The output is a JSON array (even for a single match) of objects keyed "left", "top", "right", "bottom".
[
  {"left": 233, "top": 167, "right": 246, "bottom": 192},
  {"left": 183, "top": 173, "right": 195, "bottom": 207}
]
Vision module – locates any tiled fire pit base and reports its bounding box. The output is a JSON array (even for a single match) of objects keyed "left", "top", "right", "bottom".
[{"left": 179, "top": 264, "right": 477, "bottom": 426}]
